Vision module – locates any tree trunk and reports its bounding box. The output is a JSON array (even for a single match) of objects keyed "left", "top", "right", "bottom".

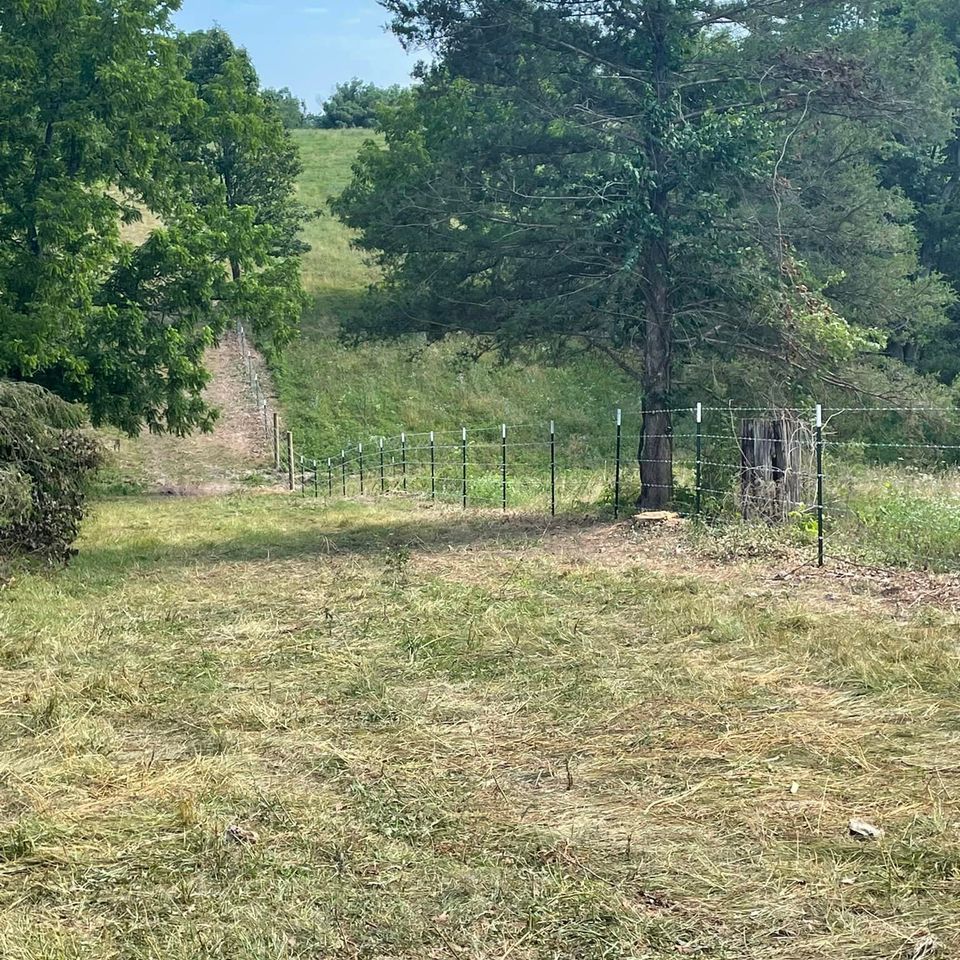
[
  {"left": 230, "top": 257, "right": 241, "bottom": 282},
  {"left": 637, "top": 0, "right": 673, "bottom": 511},
  {"left": 739, "top": 418, "right": 805, "bottom": 521},
  {"left": 26, "top": 121, "right": 56, "bottom": 257},
  {"left": 885, "top": 340, "right": 905, "bottom": 362},
  {"left": 639, "top": 262, "right": 673, "bottom": 510}
]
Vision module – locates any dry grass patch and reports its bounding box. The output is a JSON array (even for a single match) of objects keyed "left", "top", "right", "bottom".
[{"left": 0, "top": 495, "right": 957, "bottom": 958}]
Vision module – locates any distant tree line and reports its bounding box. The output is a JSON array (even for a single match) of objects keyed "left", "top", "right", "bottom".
[{"left": 262, "top": 80, "right": 407, "bottom": 130}]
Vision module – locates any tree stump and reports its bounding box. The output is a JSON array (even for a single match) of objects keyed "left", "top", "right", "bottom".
[{"left": 738, "top": 418, "right": 806, "bottom": 521}]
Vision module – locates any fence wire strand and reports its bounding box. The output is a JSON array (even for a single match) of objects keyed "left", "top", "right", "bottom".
[{"left": 228, "top": 356, "right": 960, "bottom": 574}]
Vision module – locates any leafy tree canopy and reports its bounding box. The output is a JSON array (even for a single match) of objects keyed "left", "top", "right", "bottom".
[
  {"left": 877, "top": 0, "right": 960, "bottom": 381},
  {"left": 315, "top": 78, "right": 406, "bottom": 128},
  {"left": 178, "top": 28, "right": 310, "bottom": 348},
  {"left": 0, "top": 4, "right": 306, "bottom": 436},
  {"left": 263, "top": 86, "right": 308, "bottom": 129}
]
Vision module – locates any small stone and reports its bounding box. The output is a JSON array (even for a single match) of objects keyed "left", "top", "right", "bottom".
[
  {"left": 848, "top": 818, "right": 883, "bottom": 841},
  {"left": 225, "top": 823, "right": 259, "bottom": 845},
  {"left": 910, "top": 934, "right": 942, "bottom": 960},
  {"left": 789, "top": 782, "right": 799, "bottom": 795}
]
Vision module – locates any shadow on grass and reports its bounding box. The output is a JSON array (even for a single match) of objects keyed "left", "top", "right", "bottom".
[
  {"left": 298, "top": 289, "right": 369, "bottom": 340},
  {"left": 77, "top": 500, "right": 608, "bottom": 577}
]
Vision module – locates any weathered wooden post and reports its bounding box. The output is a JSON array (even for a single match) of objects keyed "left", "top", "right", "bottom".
[
  {"left": 286, "top": 432, "right": 295, "bottom": 492},
  {"left": 738, "top": 415, "right": 806, "bottom": 521},
  {"left": 273, "top": 413, "right": 281, "bottom": 471}
]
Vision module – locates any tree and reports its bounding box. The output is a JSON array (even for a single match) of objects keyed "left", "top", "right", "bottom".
[
  {"left": 178, "top": 29, "right": 309, "bottom": 351},
  {"left": 0, "top": 4, "right": 305, "bottom": 436},
  {"left": 263, "top": 86, "right": 308, "bottom": 128},
  {"left": 0, "top": 381, "right": 101, "bottom": 563},
  {"left": 316, "top": 78, "right": 405, "bottom": 128},
  {"left": 336, "top": 0, "right": 957, "bottom": 508},
  {"left": 0, "top": 0, "right": 204, "bottom": 433},
  {"left": 738, "top": 1, "right": 959, "bottom": 382},
  {"left": 876, "top": 0, "right": 960, "bottom": 382}
]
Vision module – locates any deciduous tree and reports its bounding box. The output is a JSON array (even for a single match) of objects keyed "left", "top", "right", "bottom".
[
  {"left": 0, "top": 5, "right": 306, "bottom": 435},
  {"left": 317, "top": 78, "right": 405, "bottom": 128},
  {"left": 263, "top": 86, "right": 308, "bottom": 128}
]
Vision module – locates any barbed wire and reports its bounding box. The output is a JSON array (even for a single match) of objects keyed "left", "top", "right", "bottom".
[{"left": 228, "top": 349, "right": 960, "bottom": 570}]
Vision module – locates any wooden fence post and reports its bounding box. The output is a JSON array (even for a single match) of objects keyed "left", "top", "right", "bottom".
[{"left": 273, "top": 413, "right": 281, "bottom": 472}]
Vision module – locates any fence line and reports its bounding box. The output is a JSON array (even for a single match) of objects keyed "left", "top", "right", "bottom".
[{"left": 231, "top": 331, "right": 960, "bottom": 573}]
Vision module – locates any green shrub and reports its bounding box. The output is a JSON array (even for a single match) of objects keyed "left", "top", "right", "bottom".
[{"left": 0, "top": 381, "right": 102, "bottom": 563}]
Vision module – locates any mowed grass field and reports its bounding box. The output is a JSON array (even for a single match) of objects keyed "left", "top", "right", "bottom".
[{"left": 1, "top": 494, "right": 958, "bottom": 958}]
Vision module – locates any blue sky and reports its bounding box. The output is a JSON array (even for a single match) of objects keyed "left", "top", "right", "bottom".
[{"left": 172, "top": 0, "right": 417, "bottom": 107}]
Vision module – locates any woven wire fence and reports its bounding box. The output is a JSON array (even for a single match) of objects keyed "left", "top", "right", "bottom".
[
  {"left": 278, "top": 420, "right": 630, "bottom": 518},
  {"left": 235, "top": 321, "right": 274, "bottom": 444}
]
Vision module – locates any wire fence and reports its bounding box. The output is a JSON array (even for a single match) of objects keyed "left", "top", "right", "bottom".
[
  {"left": 235, "top": 326, "right": 960, "bottom": 573},
  {"left": 235, "top": 321, "right": 274, "bottom": 445}
]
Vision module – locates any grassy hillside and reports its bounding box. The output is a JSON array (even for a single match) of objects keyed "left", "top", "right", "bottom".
[{"left": 276, "top": 130, "right": 636, "bottom": 464}]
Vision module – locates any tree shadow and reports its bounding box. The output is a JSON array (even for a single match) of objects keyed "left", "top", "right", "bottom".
[
  {"left": 77, "top": 504, "right": 605, "bottom": 576},
  {"left": 299, "top": 289, "right": 369, "bottom": 340}
]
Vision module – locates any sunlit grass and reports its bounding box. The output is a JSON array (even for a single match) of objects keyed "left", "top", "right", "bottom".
[
  {"left": 827, "top": 464, "right": 960, "bottom": 570},
  {"left": 292, "top": 127, "right": 379, "bottom": 320}
]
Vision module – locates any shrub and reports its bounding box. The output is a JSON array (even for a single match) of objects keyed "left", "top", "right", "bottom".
[{"left": 0, "top": 381, "right": 102, "bottom": 563}]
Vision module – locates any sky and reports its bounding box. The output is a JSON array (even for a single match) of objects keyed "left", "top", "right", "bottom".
[{"left": 172, "top": 0, "right": 417, "bottom": 107}]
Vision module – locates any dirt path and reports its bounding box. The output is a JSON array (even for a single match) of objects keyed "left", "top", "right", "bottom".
[{"left": 111, "top": 331, "right": 281, "bottom": 494}]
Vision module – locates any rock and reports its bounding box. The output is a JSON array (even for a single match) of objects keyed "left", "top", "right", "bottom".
[
  {"left": 848, "top": 818, "right": 883, "bottom": 841},
  {"left": 632, "top": 511, "right": 683, "bottom": 526},
  {"left": 910, "top": 934, "right": 942, "bottom": 960},
  {"left": 225, "top": 823, "right": 259, "bottom": 845}
]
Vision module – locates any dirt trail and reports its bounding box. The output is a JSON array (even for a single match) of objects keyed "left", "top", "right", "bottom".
[{"left": 111, "top": 331, "right": 281, "bottom": 495}]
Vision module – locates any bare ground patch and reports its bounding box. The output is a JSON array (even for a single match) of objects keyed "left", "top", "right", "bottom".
[
  {"left": 106, "top": 330, "right": 283, "bottom": 494},
  {"left": 397, "top": 504, "right": 960, "bottom": 618}
]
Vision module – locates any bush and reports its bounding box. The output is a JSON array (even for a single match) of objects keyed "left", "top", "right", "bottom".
[{"left": 0, "top": 381, "right": 102, "bottom": 563}]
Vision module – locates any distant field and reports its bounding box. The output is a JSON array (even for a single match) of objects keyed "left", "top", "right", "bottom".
[{"left": 291, "top": 127, "right": 380, "bottom": 328}]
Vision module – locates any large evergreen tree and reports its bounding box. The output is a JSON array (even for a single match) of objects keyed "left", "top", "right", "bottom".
[{"left": 336, "top": 0, "right": 957, "bottom": 507}]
